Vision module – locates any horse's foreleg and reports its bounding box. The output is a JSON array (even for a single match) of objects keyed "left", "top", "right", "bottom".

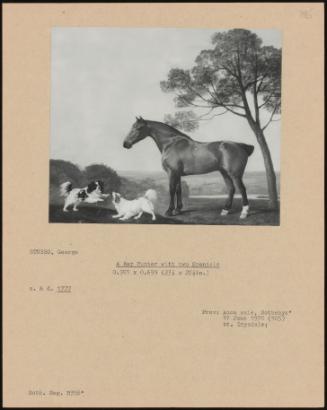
[
  {"left": 166, "top": 173, "right": 178, "bottom": 216},
  {"left": 233, "top": 176, "right": 249, "bottom": 219},
  {"left": 175, "top": 177, "right": 183, "bottom": 214},
  {"left": 220, "top": 170, "right": 235, "bottom": 216}
]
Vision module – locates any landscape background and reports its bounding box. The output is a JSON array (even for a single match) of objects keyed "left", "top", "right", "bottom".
[
  {"left": 49, "top": 159, "right": 280, "bottom": 225},
  {"left": 50, "top": 28, "right": 281, "bottom": 225}
]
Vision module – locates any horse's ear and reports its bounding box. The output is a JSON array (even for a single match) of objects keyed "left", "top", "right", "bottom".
[{"left": 136, "top": 115, "right": 146, "bottom": 123}]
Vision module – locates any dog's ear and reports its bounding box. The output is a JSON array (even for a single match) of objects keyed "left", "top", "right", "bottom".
[
  {"left": 97, "top": 180, "right": 104, "bottom": 193},
  {"left": 87, "top": 181, "right": 97, "bottom": 194}
]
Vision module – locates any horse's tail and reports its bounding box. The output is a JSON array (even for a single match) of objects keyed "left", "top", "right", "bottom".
[
  {"left": 238, "top": 143, "right": 254, "bottom": 157},
  {"left": 60, "top": 181, "right": 73, "bottom": 197},
  {"left": 144, "top": 189, "right": 157, "bottom": 203}
]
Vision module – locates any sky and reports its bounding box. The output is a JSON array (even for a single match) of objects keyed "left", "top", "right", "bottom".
[{"left": 51, "top": 28, "right": 281, "bottom": 172}]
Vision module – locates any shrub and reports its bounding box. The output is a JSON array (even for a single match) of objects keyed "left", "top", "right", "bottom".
[
  {"left": 84, "top": 163, "right": 121, "bottom": 193},
  {"left": 50, "top": 159, "right": 85, "bottom": 186},
  {"left": 49, "top": 159, "right": 189, "bottom": 206}
]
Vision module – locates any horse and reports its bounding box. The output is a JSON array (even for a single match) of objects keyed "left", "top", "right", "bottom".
[{"left": 123, "top": 116, "right": 254, "bottom": 219}]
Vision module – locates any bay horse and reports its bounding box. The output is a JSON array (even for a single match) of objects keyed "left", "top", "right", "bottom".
[{"left": 123, "top": 117, "right": 254, "bottom": 219}]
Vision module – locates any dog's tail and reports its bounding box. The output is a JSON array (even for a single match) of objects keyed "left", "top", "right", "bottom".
[
  {"left": 60, "top": 181, "right": 73, "bottom": 197},
  {"left": 144, "top": 189, "right": 157, "bottom": 203}
]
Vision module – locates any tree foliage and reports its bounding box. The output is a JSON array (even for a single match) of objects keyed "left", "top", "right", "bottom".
[
  {"left": 164, "top": 111, "right": 199, "bottom": 132},
  {"left": 161, "top": 29, "right": 281, "bottom": 131}
]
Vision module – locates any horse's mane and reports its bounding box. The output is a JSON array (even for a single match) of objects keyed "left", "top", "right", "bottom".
[{"left": 147, "top": 120, "right": 192, "bottom": 140}]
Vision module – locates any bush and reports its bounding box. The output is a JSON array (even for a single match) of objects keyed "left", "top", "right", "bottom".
[
  {"left": 50, "top": 159, "right": 85, "bottom": 186},
  {"left": 84, "top": 163, "right": 121, "bottom": 193},
  {"left": 49, "top": 159, "right": 189, "bottom": 206}
]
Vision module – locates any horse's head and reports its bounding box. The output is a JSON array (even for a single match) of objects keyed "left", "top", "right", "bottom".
[{"left": 123, "top": 116, "right": 150, "bottom": 149}]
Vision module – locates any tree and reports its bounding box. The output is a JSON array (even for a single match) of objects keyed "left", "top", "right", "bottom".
[
  {"left": 164, "top": 111, "right": 199, "bottom": 132},
  {"left": 160, "top": 29, "right": 281, "bottom": 209}
]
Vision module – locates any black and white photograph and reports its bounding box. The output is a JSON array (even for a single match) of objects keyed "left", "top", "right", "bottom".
[
  {"left": 50, "top": 28, "right": 281, "bottom": 225},
  {"left": 4, "top": 4, "right": 324, "bottom": 408}
]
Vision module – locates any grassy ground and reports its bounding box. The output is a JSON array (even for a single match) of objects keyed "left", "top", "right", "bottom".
[{"left": 49, "top": 197, "right": 279, "bottom": 226}]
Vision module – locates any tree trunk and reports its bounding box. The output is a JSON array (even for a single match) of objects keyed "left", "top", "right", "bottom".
[{"left": 253, "top": 126, "right": 279, "bottom": 209}]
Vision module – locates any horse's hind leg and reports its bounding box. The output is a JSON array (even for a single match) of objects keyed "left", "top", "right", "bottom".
[
  {"left": 175, "top": 177, "right": 183, "bottom": 214},
  {"left": 166, "top": 172, "right": 178, "bottom": 216},
  {"left": 232, "top": 176, "right": 249, "bottom": 219},
  {"left": 220, "top": 170, "right": 235, "bottom": 216}
]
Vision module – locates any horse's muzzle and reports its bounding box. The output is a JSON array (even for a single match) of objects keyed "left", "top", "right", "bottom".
[{"left": 123, "top": 141, "right": 132, "bottom": 149}]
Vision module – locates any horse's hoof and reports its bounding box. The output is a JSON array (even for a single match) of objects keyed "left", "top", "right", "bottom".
[
  {"left": 173, "top": 209, "right": 182, "bottom": 215},
  {"left": 240, "top": 205, "right": 249, "bottom": 219},
  {"left": 165, "top": 210, "right": 174, "bottom": 216},
  {"left": 220, "top": 209, "right": 229, "bottom": 216}
]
